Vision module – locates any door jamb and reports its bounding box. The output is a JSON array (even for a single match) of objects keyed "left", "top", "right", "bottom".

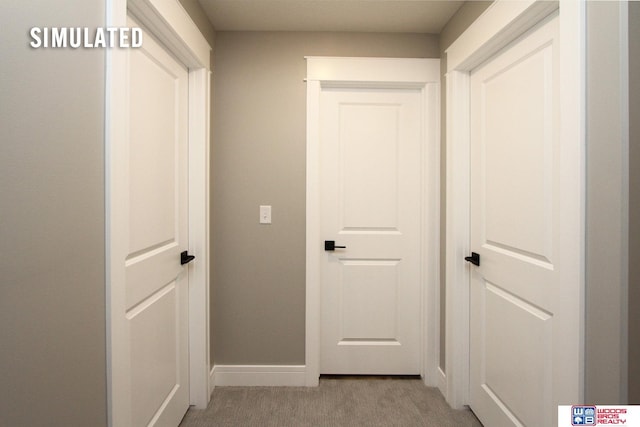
[
  {"left": 305, "top": 57, "right": 441, "bottom": 387},
  {"left": 444, "top": 0, "right": 585, "bottom": 409},
  {"left": 105, "top": 0, "right": 211, "bottom": 424}
]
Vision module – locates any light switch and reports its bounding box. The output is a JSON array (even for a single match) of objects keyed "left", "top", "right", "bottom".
[{"left": 259, "top": 205, "right": 272, "bottom": 224}]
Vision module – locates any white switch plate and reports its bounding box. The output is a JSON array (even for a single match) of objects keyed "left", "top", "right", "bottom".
[{"left": 259, "top": 205, "right": 272, "bottom": 224}]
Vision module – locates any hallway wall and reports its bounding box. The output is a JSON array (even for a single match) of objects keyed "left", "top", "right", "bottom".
[
  {"left": 190, "top": 0, "right": 640, "bottom": 405},
  {"left": 211, "top": 31, "right": 439, "bottom": 365},
  {"left": 0, "top": 2, "right": 107, "bottom": 426}
]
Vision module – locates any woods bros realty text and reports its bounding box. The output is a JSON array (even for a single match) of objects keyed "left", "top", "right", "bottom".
[{"left": 29, "top": 27, "right": 142, "bottom": 48}]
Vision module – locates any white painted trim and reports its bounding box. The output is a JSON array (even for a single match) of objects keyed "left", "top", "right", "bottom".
[
  {"left": 305, "top": 57, "right": 440, "bottom": 387},
  {"left": 128, "top": 0, "right": 210, "bottom": 70},
  {"left": 209, "top": 365, "right": 216, "bottom": 395},
  {"left": 437, "top": 367, "right": 447, "bottom": 397},
  {"left": 306, "top": 56, "right": 439, "bottom": 84},
  {"left": 446, "top": 0, "right": 559, "bottom": 72},
  {"left": 212, "top": 365, "right": 307, "bottom": 387},
  {"left": 444, "top": 69, "right": 471, "bottom": 409},
  {"left": 444, "top": 0, "right": 585, "bottom": 412},
  {"left": 305, "top": 78, "right": 321, "bottom": 387},
  {"left": 105, "top": 2, "right": 130, "bottom": 426},
  {"left": 106, "top": 0, "right": 212, "bottom": 424},
  {"left": 557, "top": 0, "right": 586, "bottom": 405},
  {"left": 423, "top": 78, "right": 441, "bottom": 389},
  {"left": 187, "top": 67, "right": 212, "bottom": 410}
]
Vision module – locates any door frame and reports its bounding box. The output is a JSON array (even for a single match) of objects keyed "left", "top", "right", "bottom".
[
  {"left": 444, "top": 0, "right": 585, "bottom": 409},
  {"left": 305, "top": 57, "right": 441, "bottom": 386},
  {"left": 105, "top": 0, "right": 211, "bottom": 424}
]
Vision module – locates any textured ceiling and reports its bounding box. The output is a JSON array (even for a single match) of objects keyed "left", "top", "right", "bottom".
[{"left": 198, "top": 0, "right": 465, "bottom": 33}]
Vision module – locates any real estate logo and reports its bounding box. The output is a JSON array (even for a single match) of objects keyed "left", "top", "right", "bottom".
[
  {"left": 572, "top": 406, "right": 596, "bottom": 426},
  {"left": 568, "top": 405, "right": 631, "bottom": 425}
]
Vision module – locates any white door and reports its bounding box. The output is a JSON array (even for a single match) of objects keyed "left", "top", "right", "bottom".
[
  {"left": 124, "top": 16, "right": 190, "bottom": 426},
  {"left": 469, "top": 13, "right": 561, "bottom": 427},
  {"left": 319, "top": 86, "right": 423, "bottom": 374}
]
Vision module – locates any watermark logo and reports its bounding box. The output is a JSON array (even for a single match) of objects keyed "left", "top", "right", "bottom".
[
  {"left": 559, "top": 405, "right": 637, "bottom": 426},
  {"left": 572, "top": 406, "right": 596, "bottom": 426},
  {"left": 29, "top": 27, "right": 142, "bottom": 49}
]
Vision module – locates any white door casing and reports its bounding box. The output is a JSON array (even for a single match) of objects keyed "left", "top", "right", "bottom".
[
  {"left": 306, "top": 57, "right": 440, "bottom": 384},
  {"left": 469, "top": 13, "right": 559, "bottom": 427},
  {"left": 106, "top": 0, "right": 211, "bottom": 425},
  {"left": 445, "top": 0, "right": 585, "bottom": 424}
]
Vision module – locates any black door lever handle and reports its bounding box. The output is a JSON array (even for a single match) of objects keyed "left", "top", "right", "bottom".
[
  {"left": 324, "top": 240, "right": 346, "bottom": 251},
  {"left": 465, "top": 252, "right": 480, "bottom": 266},
  {"left": 181, "top": 251, "right": 195, "bottom": 265}
]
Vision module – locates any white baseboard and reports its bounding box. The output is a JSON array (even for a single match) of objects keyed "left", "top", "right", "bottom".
[
  {"left": 437, "top": 366, "right": 447, "bottom": 396},
  {"left": 211, "top": 365, "right": 307, "bottom": 387},
  {"left": 209, "top": 365, "right": 216, "bottom": 395}
]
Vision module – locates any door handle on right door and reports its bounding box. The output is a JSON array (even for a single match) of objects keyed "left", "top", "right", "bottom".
[{"left": 465, "top": 252, "right": 480, "bottom": 266}]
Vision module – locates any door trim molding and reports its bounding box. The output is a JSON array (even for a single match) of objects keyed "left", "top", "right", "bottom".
[
  {"left": 305, "top": 56, "right": 440, "bottom": 387},
  {"left": 106, "top": 0, "right": 211, "bottom": 424},
  {"left": 444, "top": 0, "right": 585, "bottom": 409}
]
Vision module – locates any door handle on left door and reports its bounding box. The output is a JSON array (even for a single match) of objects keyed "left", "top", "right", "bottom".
[
  {"left": 464, "top": 252, "right": 480, "bottom": 266},
  {"left": 181, "top": 251, "right": 195, "bottom": 265}
]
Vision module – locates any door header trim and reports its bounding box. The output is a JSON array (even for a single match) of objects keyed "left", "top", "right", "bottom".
[{"left": 306, "top": 56, "right": 440, "bottom": 84}]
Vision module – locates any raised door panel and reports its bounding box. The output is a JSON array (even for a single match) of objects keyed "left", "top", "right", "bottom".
[
  {"left": 482, "top": 44, "right": 554, "bottom": 264},
  {"left": 339, "top": 260, "right": 400, "bottom": 341},
  {"left": 340, "top": 103, "right": 400, "bottom": 230}
]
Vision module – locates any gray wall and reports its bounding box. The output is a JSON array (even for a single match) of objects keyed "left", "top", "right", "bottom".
[
  {"left": 0, "top": 2, "right": 107, "bottom": 426},
  {"left": 437, "top": 1, "right": 493, "bottom": 373},
  {"left": 212, "top": 32, "right": 439, "bottom": 365},
  {"left": 585, "top": 1, "right": 629, "bottom": 404},
  {"left": 629, "top": 0, "right": 640, "bottom": 405}
]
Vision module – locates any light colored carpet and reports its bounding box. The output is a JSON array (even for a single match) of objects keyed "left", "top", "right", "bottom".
[{"left": 179, "top": 378, "right": 483, "bottom": 426}]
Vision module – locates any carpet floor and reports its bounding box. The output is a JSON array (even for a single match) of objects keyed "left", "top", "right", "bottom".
[{"left": 179, "top": 377, "right": 483, "bottom": 427}]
